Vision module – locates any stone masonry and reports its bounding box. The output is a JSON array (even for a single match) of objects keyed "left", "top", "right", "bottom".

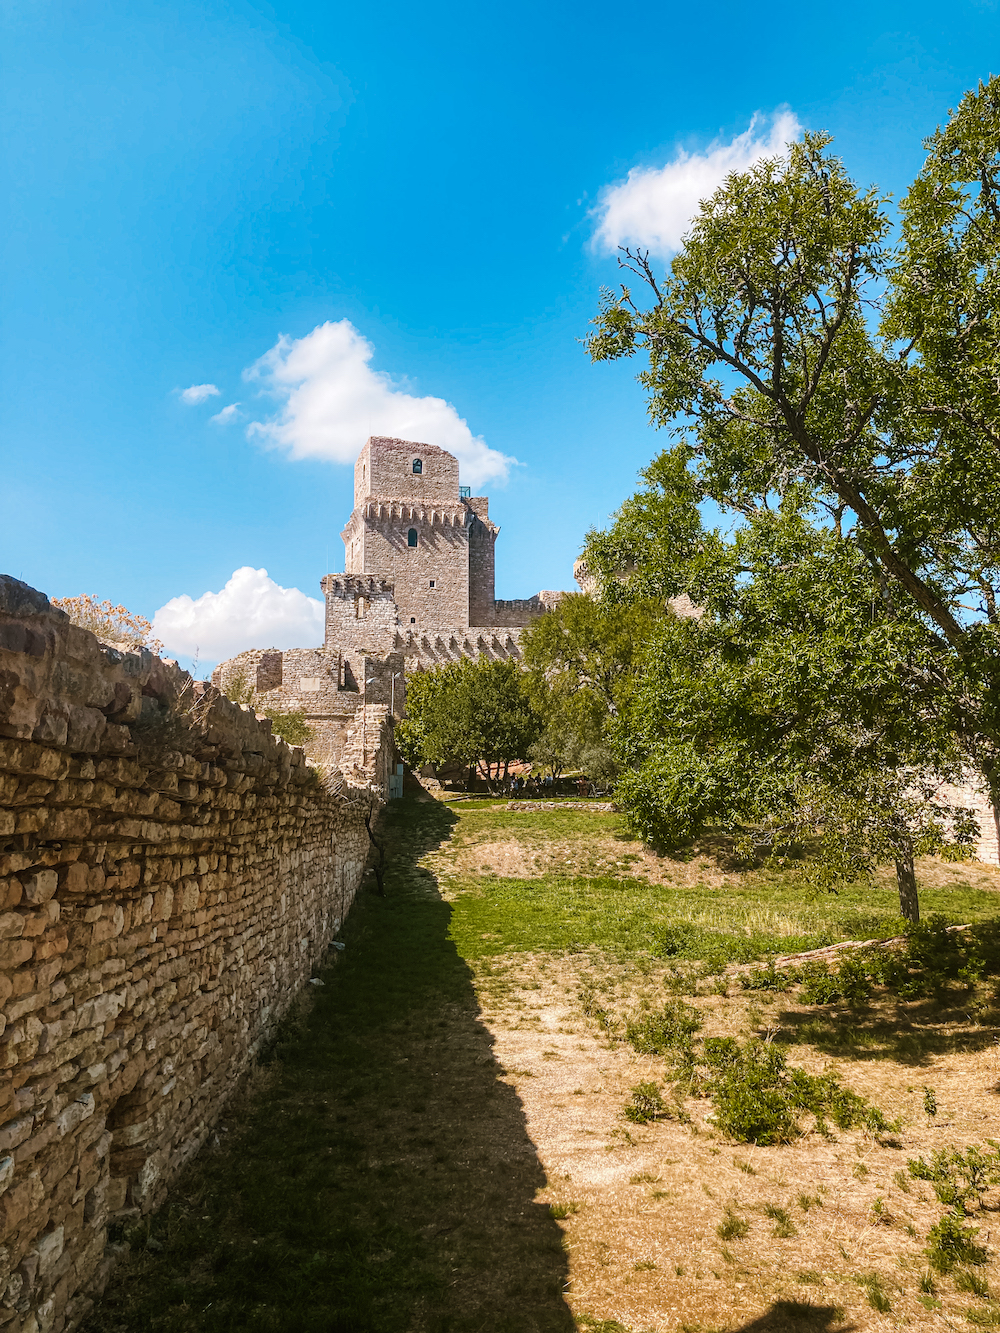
[
  {"left": 214, "top": 436, "right": 572, "bottom": 757},
  {"left": 0, "top": 576, "right": 395, "bottom": 1333}
]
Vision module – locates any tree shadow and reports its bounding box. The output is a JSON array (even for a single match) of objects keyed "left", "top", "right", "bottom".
[
  {"left": 724, "top": 1301, "right": 856, "bottom": 1331},
  {"left": 83, "top": 795, "right": 574, "bottom": 1333},
  {"left": 774, "top": 994, "right": 1000, "bottom": 1067}
]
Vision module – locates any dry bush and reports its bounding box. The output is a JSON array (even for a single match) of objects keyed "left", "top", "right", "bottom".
[{"left": 52, "top": 594, "right": 163, "bottom": 654}]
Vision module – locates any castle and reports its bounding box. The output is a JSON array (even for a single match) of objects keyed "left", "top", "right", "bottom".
[{"left": 213, "top": 436, "right": 571, "bottom": 762}]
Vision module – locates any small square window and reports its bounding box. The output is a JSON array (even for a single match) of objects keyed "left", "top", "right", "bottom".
[
  {"left": 429, "top": 580, "right": 435, "bottom": 588},
  {"left": 410, "top": 617, "right": 416, "bottom": 623}
]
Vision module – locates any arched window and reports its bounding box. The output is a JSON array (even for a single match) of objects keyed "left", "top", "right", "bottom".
[
  {"left": 412, "top": 458, "right": 423, "bottom": 474},
  {"left": 407, "top": 528, "right": 418, "bottom": 548}
]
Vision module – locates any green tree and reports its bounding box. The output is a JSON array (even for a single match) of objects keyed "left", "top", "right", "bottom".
[
  {"left": 598, "top": 490, "right": 975, "bottom": 918},
  {"left": 396, "top": 657, "right": 540, "bottom": 789},
  {"left": 587, "top": 80, "right": 1000, "bottom": 883},
  {"left": 520, "top": 593, "right": 662, "bottom": 784}
]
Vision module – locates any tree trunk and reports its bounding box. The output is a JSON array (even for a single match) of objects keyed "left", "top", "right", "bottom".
[
  {"left": 980, "top": 756, "right": 1000, "bottom": 869},
  {"left": 895, "top": 850, "right": 919, "bottom": 923},
  {"left": 363, "top": 802, "right": 387, "bottom": 897}
]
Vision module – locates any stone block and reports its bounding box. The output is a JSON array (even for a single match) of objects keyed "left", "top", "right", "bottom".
[{"left": 19, "top": 874, "right": 57, "bottom": 907}]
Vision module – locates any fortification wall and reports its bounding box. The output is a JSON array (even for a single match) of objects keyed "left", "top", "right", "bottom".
[
  {"left": 933, "top": 774, "right": 1000, "bottom": 867},
  {"left": 493, "top": 591, "right": 566, "bottom": 627},
  {"left": 350, "top": 509, "right": 471, "bottom": 630},
  {"left": 0, "top": 577, "right": 389, "bottom": 1333}
]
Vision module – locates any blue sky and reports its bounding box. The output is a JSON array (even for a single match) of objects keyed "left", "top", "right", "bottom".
[{"left": 3, "top": 0, "right": 998, "bottom": 671}]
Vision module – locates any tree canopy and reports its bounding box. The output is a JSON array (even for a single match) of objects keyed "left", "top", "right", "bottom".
[
  {"left": 395, "top": 656, "right": 540, "bottom": 787},
  {"left": 519, "top": 593, "right": 662, "bottom": 782},
  {"left": 586, "top": 80, "right": 1000, "bottom": 915}
]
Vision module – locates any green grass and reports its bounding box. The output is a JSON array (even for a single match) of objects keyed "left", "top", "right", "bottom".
[{"left": 444, "top": 833, "right": 1000, "bottom": 966}]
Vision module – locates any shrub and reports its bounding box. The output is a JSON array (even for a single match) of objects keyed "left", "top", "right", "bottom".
[
  {"left": 927, "top": 1213, "right": 988, "bottom": 1273},
  {"left": 702, "top": 1038, "right": 893, "bottom": 1145},
  {"left": 52, "top": 594, "right": 164, "bottom": 653},
  {"left": 626, "top": 1001, "right": 701, "bottom": 1059},
  {"left": 624, "top": 1081, "right": 666, "bottom": 1124}
]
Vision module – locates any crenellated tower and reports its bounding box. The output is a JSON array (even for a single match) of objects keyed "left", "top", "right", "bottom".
[{"left": 340, "top": 436, "right": 499, "bottom": 631}]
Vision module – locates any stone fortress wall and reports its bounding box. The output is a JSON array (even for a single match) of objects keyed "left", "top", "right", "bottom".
[
  {"left": 0, "top": 576, "right": 395, "bottom": 1333},
  {"left": 213, "top": 436, "right": 573, "bottom": 750}
]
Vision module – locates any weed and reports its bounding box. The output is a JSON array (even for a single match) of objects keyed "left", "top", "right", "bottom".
[
  {"left": 548, "top": 1201, "right": 580, "bottom": 1220},
  {"left": 852, "top": 1162, "right": 870, "bottom": 1179},
  {"left": 628, "top": 1172, "right": 660, "bottom": 1185},
  {"left": 762, "top": 1203, "right": 796, "bottom": 1238},
  {"left": 966, "top": 1307, "right": 1000, "bottom": 1327},
  {"left": 626, "top": 1001, "right": 701, "bottom": 1058},
  {"left": 797, "top": 1192, "right": 822, "bottom": 1211},
  {"left": 734, "top": 1157, "right": 756, "bottom": 1175},
  {"left": 907, "top": 1144, "right": 1000, "bottom": 1213},
  {"left": 623, "top": 1081, "right": 666, "bottom": 1124},
  {"left": 956, "top": 1268, "right": 992, "bottom": 1298},
  {"left": 854, "top": 1272, "right": 892, "bottom": 1312},
  {"left": 716, "top": 1206, "right": 750, "bottom": 1240},
  {"left": 924, "top": 1085, "right": 938, "bottom": 1117},
  {"left": 796, "top": 1270, "right": 824, "bottom": 1285},
  {"left": 742, "top": 962, "right": 796, "bottom": 991},
  {"left": 893, "top": 1168, "right": 911, "bottom": 1193},
  {"left": 632, "top": 1259, "right": 657, "bottom": 1271},
  {"left": 926, "top": 1212, "right": 988, "bottom": 1273},
  {"left": 700, "top": 1036, "right": 893, "bottom": 1145},
  {"left": 800, "top": 962, "right": 846, "bottom": 1005}
]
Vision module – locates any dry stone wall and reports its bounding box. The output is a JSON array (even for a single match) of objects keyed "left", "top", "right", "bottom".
[{"left": 0, "top": 577, "right": 389, "bottom": 1333}]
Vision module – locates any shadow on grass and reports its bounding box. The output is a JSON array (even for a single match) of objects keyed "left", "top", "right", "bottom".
[
  {"left": 82, "top": 796, "right": 575, "bottom": 1333},
  {"left": 725, "top": 1302, "right": 856, "bottom": 1332},
  {"left": 775, "top": 996, "right": 1000, "bottom": 1067}
]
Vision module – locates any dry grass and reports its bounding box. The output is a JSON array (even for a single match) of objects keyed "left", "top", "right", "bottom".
[
  {"left": 471, "top": 949, "right": 1000, "bottom": 1329},
  {"left": 428, "top": 800, "right": 1000, "bottom": 1330}
]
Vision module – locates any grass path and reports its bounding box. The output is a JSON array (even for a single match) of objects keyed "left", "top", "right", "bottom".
[{"left": 83, "top": 797, "right": 574, "bottom": 1333}]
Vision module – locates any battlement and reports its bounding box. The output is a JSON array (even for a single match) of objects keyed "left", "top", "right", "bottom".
[{"left": 321, "top": 574, "right": 395, "bottom": 598}]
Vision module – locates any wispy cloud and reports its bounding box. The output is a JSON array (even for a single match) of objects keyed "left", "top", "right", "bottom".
[
  {"left": 593, "top": 110, "right": 802, "bottom": 256},
  {"left": 210, "top": 403, "right": 240, "bottom": 424},
  {"left": 179, "top": 383, "right": 221, "bottom": 405},
  {"left": 244, "top": 320, "right": 514, "bottom": 492},
  {"left": 152, "top": 567, "right": 324, "bottom": 668}
]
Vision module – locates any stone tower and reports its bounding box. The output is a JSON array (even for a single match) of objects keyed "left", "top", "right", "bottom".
[{"left": 340, "top": 436, "right": 499, "bottom": 630}]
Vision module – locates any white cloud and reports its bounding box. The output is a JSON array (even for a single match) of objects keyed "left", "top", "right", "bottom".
[
  {"left": 152, "top": 567, "right": 324, "bottom": 666},
  {"left": 244, "top": 320, "right": 513, "bottom": 491},
  {"left": 210, "top": 403, "right": 240, "bottom": 424},
  {"left": 593, "top": 110, "right": 802, "bottom": 256},
  {"left": 179, "top": 383, "right": 221, "bottom": 405}
]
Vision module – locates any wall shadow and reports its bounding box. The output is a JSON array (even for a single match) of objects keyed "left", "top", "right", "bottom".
[{"left": 83, "top": 795, "right": 574, "bottom": 1333}]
